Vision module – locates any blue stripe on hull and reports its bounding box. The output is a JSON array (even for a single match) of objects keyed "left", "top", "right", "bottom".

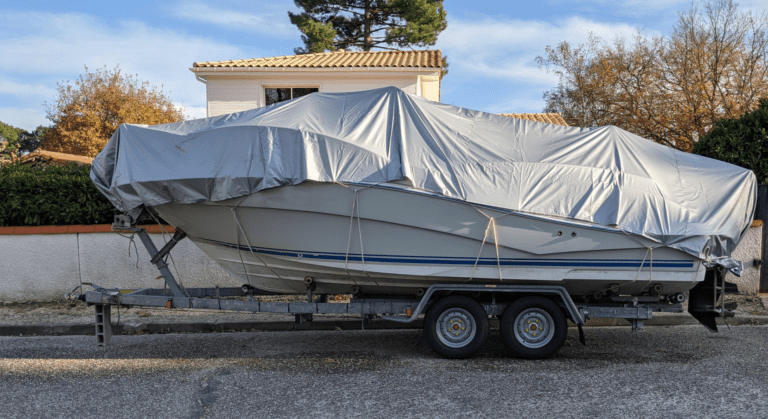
[{"left": 199, "top": 238, "right": 695, "bottom": 269}]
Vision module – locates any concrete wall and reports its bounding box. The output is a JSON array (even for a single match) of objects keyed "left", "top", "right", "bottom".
[
  {"left": 0, "top": 231, "right": 237, "bottom": 302},
  {"left": 1, "top": 225, "right": 763, "bottom": 302},
  {"left": 726, "top": 225, "right": 763, "bottom": 294}
]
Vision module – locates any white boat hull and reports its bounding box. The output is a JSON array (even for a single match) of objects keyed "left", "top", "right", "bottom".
[{"left": 153, "top": 182, "right": 704, "bottom": 296}]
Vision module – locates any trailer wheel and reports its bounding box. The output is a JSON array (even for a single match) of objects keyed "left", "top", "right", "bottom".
[
  {"left": 500, "top": 296, "right": 567, "bottom": 359},
  {"left": 423, "top": 296, "right": 490, "bottom": 359}
]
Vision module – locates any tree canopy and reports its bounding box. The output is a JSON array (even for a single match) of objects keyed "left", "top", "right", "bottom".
[
  {"left": 42, "top": 66, "right": 184, "bottom": 157},
  {"left": 0, "top": 121, "right": 26, "bottom": 162},
  {"left": 0, "top": 121, "right": 23, "bottom": 143},
  {"left": 288, "top": 0, "right": 447, "bottom": 53},
  {"left": 537, "top": 0, "right": 768, "bottom": 152},
  {"left": 17, "top": 126, "right": 48, "bottom": 155}
]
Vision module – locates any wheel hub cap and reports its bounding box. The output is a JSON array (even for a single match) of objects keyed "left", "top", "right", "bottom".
[
  {"left": 514, "top": 308, "right": 554, "bottom": 349},
  {"left": 436, "top": 308, "right": 476, "bottom": 348}
]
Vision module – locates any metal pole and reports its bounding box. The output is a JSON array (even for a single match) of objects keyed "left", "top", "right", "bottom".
[
  {"left": 134, "top": 229, "right": 186, "bottom": 297},
  {"left": 758, "top": 184, "right": 768, "bottom": 293}
]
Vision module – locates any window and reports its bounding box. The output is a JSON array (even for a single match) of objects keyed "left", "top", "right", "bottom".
[{"left": 265, "top": 87, "right": 319, "bottom": 106}]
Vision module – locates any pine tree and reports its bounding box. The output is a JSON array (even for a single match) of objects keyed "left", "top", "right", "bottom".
[{"left": 288, "top": 0, "right": 447, "bottom": 53}]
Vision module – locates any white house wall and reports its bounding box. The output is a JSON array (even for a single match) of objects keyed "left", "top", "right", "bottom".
[
  {"left": 204, "top": 72, "right": 440, "bottom": 117},
  {"left": 206, "top": 76, "right": 261, "bottom": 117},
  {"left": 419, "top": 74, "right": 441, "bottom": 102}
]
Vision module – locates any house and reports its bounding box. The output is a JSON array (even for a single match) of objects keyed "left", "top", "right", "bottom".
[
  {"left": 191, "top": 49, "right": 443, "bottom": 117},
  {"left": 190, "top": 49, "right": 568, "bottom": 126}
]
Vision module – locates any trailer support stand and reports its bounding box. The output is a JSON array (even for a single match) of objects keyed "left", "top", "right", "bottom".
[
  {"left": 113, "top": 220, "right": 187, "bottom": 298},
  {"left": 95, "top": 304, "right": 112, "bottom": 346},
  {"left": 296, "top": 276, "right": 315, "bottom": 323}
]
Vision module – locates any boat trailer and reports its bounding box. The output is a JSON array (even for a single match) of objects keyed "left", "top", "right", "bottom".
[{"left": 68, "top": 218, "right": 733, "bottom": 358}]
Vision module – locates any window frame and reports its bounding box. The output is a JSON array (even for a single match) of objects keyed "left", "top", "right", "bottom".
[{"left": 263, "top": 85, "right": 320, "bottom": 106}]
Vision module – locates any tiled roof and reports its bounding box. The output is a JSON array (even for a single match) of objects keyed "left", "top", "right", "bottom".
[
  {"left": 194, "top": 49, "right": 442, "bottom": 69},
  {"left": 20, "top": 150, "right": 93, "bottom": 167},
  {"left": 501, "top": 113, "right": 569, "bottom": 126}
]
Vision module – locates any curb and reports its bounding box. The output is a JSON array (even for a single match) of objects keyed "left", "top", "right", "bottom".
[
  {"left": 0, "top": 315, "right": 766, "bottom": 337},
  {"left": 578, "top": 314, "right": 768, "bottom": 327},
  {"left": 0, "top": 318, "right": 425, "bottom": 337}
]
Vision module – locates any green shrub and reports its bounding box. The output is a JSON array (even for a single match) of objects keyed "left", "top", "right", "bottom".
[
  {"left": 694, "top": 98, "right": 768, "bottom": 183},
  {"left": 0, "top": 163, "right": 117, "bottom": 226}
]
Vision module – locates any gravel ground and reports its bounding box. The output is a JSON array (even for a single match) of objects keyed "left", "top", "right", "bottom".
[
  {"left": 1, "top": 294, "right": 767, "bottom": 418},
  {"left": 1, "top": 324, "right": 767, "bottom": 418}
]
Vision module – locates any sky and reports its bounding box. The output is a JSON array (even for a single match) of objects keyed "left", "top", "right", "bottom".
[{"left": 2, "top": 0, "right": 767, "bottom": 132}]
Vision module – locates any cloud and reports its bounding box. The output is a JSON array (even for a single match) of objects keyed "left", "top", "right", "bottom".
[
  {"left": 0, "top": 108, "right": 48, "bottom": 131},
  {"left": 546, "top": 0, "right": 690, "bottom": 19},
  {"left": 572, "top": 0, "right": 767, "bottom": 20},
  {"left": 170, "top": 0, "right": 297, "bottom": 38},
  {"left": 484, "top": 98, "right": 549, "bottom": 115},
  {"left": 0, "top": 11, "right": 243, "bottom": 76},
  {"left": 176, "top": 105, "right": 208, "bottom": 120},
  {"left": 0, "top": 78, "right": 56, "bottom": 99},
  {"left": 435, "top": 14, "right": 661, "bottom": 114},
  {"left": 726, "top": 0, "right": 768, "bottom": 16},
  {"left": 0, "top": 10, "right": 259, "bottom": 130},
  {"left": 438, "top": 15, "right": 650, "bottom": 85}
]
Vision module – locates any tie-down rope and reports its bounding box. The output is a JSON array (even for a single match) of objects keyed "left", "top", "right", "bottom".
[
  {"left": 228, "top": 207, "right": 254, "bottom": 287},
  {"left": 340, "top": 185, "right": 381, "bottom": 288},
  {"left": 222, "top": 203, "right": 293, "bottom": 291},
  {"left": 593, "top": 227, "right": 655, "bottom": 295},
  {"left": 465, "top": 207, "right": 511, "bottom": 283},
  {"left": 462, "top": 207, "right": 658, "bottom": 294}
]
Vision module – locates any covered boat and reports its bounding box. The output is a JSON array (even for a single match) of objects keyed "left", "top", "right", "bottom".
[{"left": 90, "top": 87, "right": 756, "bottom": 300}]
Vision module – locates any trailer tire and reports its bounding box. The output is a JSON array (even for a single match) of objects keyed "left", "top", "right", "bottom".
[
  {"left": 500, "top": 296, "right": 567, "bottom": 359},
  {"left": 423, "top": 296, "right": 490, "bottom": 359}
]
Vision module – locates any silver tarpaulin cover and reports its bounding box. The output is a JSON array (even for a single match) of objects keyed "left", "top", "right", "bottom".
[{"left": 91, "top": 87, "right": 756, "bottom": 270}]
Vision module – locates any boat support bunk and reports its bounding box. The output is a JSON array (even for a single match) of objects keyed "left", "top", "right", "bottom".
[{"left": 68, "top": 217, "right": 725, "bottom": 359}]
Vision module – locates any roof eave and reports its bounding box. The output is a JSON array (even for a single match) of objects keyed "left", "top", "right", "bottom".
[{"left": 190, "top": 66, "right": 441, "bottom": 75}]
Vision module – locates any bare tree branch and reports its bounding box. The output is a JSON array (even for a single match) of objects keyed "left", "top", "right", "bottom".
[{"left": 538, "top": 0, "right": 768, "bottom": 152}]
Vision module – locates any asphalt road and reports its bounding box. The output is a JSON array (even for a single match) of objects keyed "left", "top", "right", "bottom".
[{"left": 1, "top": 325, "right": 767, "bottom": 419}]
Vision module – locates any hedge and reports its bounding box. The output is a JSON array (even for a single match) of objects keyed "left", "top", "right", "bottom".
[
  {"left": 694, "top": 98, "right": 768, "bottom": 183},
  {"left": 0, "top": 162, "right": 118, "bottom": 226}
]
